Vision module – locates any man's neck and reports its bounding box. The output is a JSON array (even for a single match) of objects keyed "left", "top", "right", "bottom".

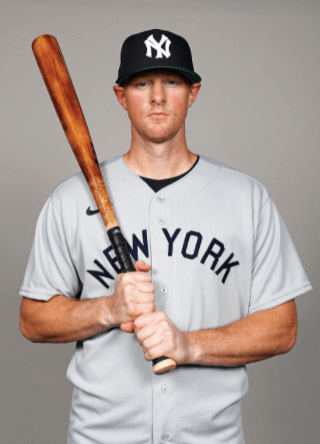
[{"left": 123, "top": 126, "right": 197, "bottom": 180}]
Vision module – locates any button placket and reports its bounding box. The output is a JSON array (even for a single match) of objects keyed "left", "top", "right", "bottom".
[
  {"left": 155, "top": 194, "right": 166, "bottom": 226},
  {"left": 150, "top": 194, "right": 178, "bottom": 443}
]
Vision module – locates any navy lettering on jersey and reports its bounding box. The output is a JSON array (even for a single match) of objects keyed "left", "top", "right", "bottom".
[
  {"left": 126, "top": 229, "right": 149, "bottom": 261},
  {"left": 200, "top": 238, "right": 225, "bottom": 270},
  {"left": 162, "top": 228, "right": 181, "bottom": 256},
  {"left": 182, "top": 231, "right": 202, "bottom": 259},
  {"left": 103, "top": 246, "right": 121, "bottom": 274},
  {"left": 215, "top": 253, "right": 240, "bottom": 284},
  {"left": 88, "top": 228, "right": 240, "bottom": 287},
  {"left": 87, "top": 259, "right": 115, "bottom": 289}
]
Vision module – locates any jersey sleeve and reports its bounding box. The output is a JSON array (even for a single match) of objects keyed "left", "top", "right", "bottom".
[
  {"left": 19, "top": 194, "right": 81, "bottom": 301},
  {"left": 248, "top": 197, "right": 312, "bottom": 315}
]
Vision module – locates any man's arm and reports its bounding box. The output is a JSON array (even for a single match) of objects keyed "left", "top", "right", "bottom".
[
  {"left": 20, "top": 261, "right": 155, "bottom": 343},
  {"left": 134, "top": 299, "right": 298, "bottom": 367},
  {"left": 186, "top": 299, "right": 298, "bottom": 366},
  {"left": 20, "top": 295, "right": 114, "bottom": 343}
]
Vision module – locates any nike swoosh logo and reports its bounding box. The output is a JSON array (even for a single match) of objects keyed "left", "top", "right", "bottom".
[{"left": 86, "top": 207, "right": 100, "bottom": 216}]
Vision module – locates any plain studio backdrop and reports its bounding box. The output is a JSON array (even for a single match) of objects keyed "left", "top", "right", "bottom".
[{"left": 1, "top": 0, "right": 319, "bottom": 443}]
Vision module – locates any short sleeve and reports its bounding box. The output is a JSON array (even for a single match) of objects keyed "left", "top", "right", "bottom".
[
  {"left": 248, "top": 197, "right": 312, "bottom": 315},
  {"left": 19, "top": 195, "right": 81, "bottom": 301}
]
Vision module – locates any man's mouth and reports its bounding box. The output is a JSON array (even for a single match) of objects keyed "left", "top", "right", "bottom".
[{"left": 149, "top": 112, "right": 168, "bottom": 118}]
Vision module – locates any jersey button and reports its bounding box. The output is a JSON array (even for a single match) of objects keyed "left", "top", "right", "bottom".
[
  {"left": 160, "top": 286, "right": 168, "bottom": 295},
  {"left": 156, "top": 196, "right": 165, "bottom": 203},
  {"left": 158, "top": 218, "right": 165, "bottom": 225},
  {"left": 161, "top": 385, "right": 168, "bottom": 394},
  {"left": 161, "top": 434, "right": 169, "bottom": 442}
]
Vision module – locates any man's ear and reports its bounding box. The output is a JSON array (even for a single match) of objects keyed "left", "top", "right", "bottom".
[
  {"left": 188, "top": 83, "right": 201, "bottom": 108},
  {"left": 113, "top": 85, "right": 128, "bottom": 110}
]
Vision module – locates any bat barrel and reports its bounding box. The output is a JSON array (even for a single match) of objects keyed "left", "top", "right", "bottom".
[{"left": 32, "top": 34, "right": 118, "bottom": 231}]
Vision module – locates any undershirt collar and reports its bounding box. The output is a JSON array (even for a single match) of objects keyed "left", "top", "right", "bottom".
[{"left": 139, "top": 155, "right": 200, "bottom": 193}]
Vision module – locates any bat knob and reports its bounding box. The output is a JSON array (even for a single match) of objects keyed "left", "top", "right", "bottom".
[{"left": 153, "top": 357, "right": 177, "bottom": 375}]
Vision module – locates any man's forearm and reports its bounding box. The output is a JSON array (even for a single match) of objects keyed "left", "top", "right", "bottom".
[
  {"left": 185, "top": 300, "right": 298, "bottom": 367},
  {"left": 20, "top": 295, "right": 115, "bottom": 343}
]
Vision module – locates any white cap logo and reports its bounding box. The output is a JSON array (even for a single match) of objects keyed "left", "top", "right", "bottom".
[{"left": 144, "top": 34, "right": 171, "bottom": 59}]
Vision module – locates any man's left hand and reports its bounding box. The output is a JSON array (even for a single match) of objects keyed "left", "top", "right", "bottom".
[{"left": 134, "top": 311, "right": 191, "bottom": 366}]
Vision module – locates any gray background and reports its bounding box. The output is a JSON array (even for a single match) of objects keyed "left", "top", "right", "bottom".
[{"left": 1, "top": 0, "right": 319, "bottom": 443}]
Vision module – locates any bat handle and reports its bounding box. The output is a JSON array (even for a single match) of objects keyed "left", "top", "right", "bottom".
[
  {"left": 108, "top": 226, "right": 177, "bottom": 375},
  {"left": 108, "top": 226, "right": 136, "bottom": 273}
]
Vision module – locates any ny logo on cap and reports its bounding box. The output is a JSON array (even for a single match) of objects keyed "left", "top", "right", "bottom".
[{"left": 144, "top": 34, "right": 171, "bottom": 59}]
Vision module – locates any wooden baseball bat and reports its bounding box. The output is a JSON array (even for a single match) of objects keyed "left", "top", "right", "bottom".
[{"left": 31, "top": 34, "right": 176, "bottom": 375}]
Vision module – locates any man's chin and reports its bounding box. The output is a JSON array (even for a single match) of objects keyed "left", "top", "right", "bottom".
[
  {"left": 145, "top": 127, "right": 178, "bottom": 143},
  {"left": 149, "top": 134, "right": 170, "bottom": 143}
]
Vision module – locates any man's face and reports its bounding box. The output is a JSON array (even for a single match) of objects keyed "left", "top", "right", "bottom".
[{"left": 113, "top": 69, "right": 201, "bottom": 144}]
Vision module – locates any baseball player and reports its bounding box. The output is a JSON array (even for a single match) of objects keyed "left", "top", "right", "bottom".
[{"left": 20, "top": 29, "right": 312, "bottom": 444}]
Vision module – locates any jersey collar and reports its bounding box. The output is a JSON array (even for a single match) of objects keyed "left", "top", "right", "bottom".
[{"left": 101, "top": 155, "right": 221, "bottom": 211}]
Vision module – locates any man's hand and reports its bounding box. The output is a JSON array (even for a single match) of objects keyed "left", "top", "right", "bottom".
[
  {"left": 133, "top": 300, "right": 298, "bottom": 368},
  {"left": 109, "top": 260, "right": 156, "bottom": 333},
  {"left": 134, "top": 311, "right": 192, "bottom": 366}
]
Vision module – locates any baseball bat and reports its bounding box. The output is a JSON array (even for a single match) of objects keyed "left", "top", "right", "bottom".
[{"left": 31, "top": 34, "right": 176, "bottom": 376}]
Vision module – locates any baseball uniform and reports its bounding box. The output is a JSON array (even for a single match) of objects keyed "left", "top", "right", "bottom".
[{"left": 19, "top": 154, "right": 312, "bottom": 444}]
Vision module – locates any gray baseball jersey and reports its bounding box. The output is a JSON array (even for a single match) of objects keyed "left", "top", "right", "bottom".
[{"left": 20, "top": 155, "right": 312, "bottom": 444}]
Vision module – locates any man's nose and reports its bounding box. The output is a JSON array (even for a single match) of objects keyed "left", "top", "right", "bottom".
[{"left": 150, "top": 80, "right": 166, "bottom": 104}]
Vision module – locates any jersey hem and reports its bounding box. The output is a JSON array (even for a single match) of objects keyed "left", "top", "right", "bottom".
[{"left": 248, "top": 281, "right": 313, "bottom": 315}]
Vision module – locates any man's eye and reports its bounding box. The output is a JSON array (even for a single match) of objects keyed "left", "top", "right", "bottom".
[
  {"left": 168, "top": 80, "right": 176, "bottom": 85},
  {"left": 139, "top": 81, "right": 147, "bottom": 87}
]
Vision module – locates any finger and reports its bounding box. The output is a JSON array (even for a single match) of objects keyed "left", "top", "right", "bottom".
[
  {"left": 133, "top": 312, "right": 156, "bottom": 330},
  {"left": 134, "top": 260, "right": 152, "bottom": 272},
  {"left": 134, "top": 293, "right": 155, "bottom": 305},
  {"left": 134, "top": 312, "right": 165, "bottom": 338},
  {"left": 137, "top": 282, "right": 156, "bottom": 294},
  {"left": 120, "top": 321, "right": 135, "bottom": 333},
  {"left": 133, "top": 271, "right": 153, "bottom": 282},
  {"left": 138, "top": 328, "right": 161, "bottom": 350},
  {"left": 134, "top": 302, "right": 156, "bottom": 316},
  {"left": 144, "top": 342, "right": 168, "bottom": 362}
]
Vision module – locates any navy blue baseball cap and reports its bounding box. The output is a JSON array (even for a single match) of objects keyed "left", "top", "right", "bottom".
[{"left": 116, "top": 29, "right": 201, "bottom": 85}]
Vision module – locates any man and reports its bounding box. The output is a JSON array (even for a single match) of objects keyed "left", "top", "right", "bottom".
[{"left": 20, "top": 29, "right": 312, "bottom": 443}]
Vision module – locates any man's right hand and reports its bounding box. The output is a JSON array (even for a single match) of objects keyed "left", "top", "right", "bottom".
[{"left": 108, "top": 260, "right": 156, "bottom": 333}]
